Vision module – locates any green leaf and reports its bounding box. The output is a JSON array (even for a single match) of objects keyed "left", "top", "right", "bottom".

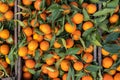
[
  {"left": 99, "top": 23, "right": 108, "bottom": 32},
  {"left": 55, "top": 57, "right": 64, "bottom": 69},
  {"left": 61, "top": 38, "right": 66, "bottom": 49},
  {"left": 28, "top": 69, "right": 36, "bottom": 74},
  {"left": 90, "top": 0, "right": 99, "bottom": 3},
  {"left": 15, "top": 20, "right": 25, "bottom": 28},
  {"left": 50, "top": 34, "right": 56, "bottom": 47},
  {"left": 79, "top": 0, "right": 83, "bottom": 4},
  {"left": 82, "top": 28, "right": 94, "bottom": 37},
  {"left": 93, "top": 8, "right": 115, "bottom": 16},
  {"left": 83, "top": 8, "right": 90, "bottom": 21},
  {"left": 104, "top": 32, "right": 120, "bottom": 43},
  {"left": 42, "top": 54, "right": 53, "bottom": 61},
  {"left": 67, "top": 67, "right": 74, "bottom": 80},
  {"left": 75, "top": 71, "right": 85, "bottom": 80},
  {"left": 79, "top": 37, "right": 86, "bottom": 50},
  {"left": 91, "top": 39, "right": 102, "bottom": 47},
  {"left": 66, "top": 15, "right": 73, "bottom": 26},
  {"left": 107, "top": 0, "right": 119, "bottom": 8},
  {"left": 34, "top": 50, "right": 40, "bottom": 61},
  {"left": 35, "top": 63, "right": 42, "bottom": 68},
  {"left": 66, "top": 47, "right": 80, "bottom": 55},
  {"left": 85, "top": 65, "right": 101, "bottom": 72},
  {"left": 94, "top": 16, "right": 107, "bottom": 23}
]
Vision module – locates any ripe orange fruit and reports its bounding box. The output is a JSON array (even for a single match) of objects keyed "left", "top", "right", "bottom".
[
  {"left": 111, "top": 54, "right": 118, "bottom": 61},
  {"left": 33, "top": 33, "right": 43, "bottom": 42},
  {"left": 84, "top": 64, "right": 90, "bottom": 73},
  {"left": 61, "top": 4, "right": 71, "bottom": 14},
  {"left": 41, "top": 64, "right": 49, "bottom": 74},
  {"left": 72, "top": 13, "right": 84, "bottom": 24},
  {"left": 46, "top": 57, "right": 55, "bottom": 65},
  {"left": 114, "top": 73, "right": 120, "bottom": 80},
  {"left": 27, "top": 36, "right": 33, "bottom": 42},
  {"left": 0, "top": 44, "right": 9, "bottom": 55},
  {"left": 22, "top": 65, "right": 28, "bottom": 72},
  {"left": 28, "top": 40, "right": 38, "bottom": 51},
  {"left": 109, "top": 14, "right": 119, "bottom": 24},
  {"left": 48, "top": 68, "right": 59, "bottom": 78},
  {"left": 71, "top": 29, "right": 81, "bottom": 40},
  {"left": 30, "top": 19, "right": 39, "bottom": 27},
  {"left": 84, "top": 45, "right": 93, "bottom": 53},
  {"left": 40, "top": 40, "right": 49, "bottom": 51},
  {"left": 22, "top": 0, "right": 33, "bottom": 6},
  {"left": 22, "top": 20, "right": 28, "bottom": 27},
  {"left": 82, "top": 75, "right": 93, "bottom": 80},
  {"left": 34, "top": 0, "right": 42, "bottom": 10},
  {"left": 54, "top": 41, "right": 61, "bottom": 48},
  {"left": 0, "top": 29, "right": 10, "bottom": 39},
  {"left": 82, "top": 53, "right": 93, "bottom": 63},
  {"left": 0, "top": 3, "right": 9, "bottom": 13},
  {"left": 66, "top": 38, "right": 74, "bottom": 48},
  {"left": 18, "top": 46, "right": 28, "bottom": 57},
  {"left": 25, "top": 59, "right": 36, "bottom": 69},
  {"left": 40, "top": 13, "right": 47, "bottom": 21},
  {"left": 65, "top": 22, "right": 76, "bottom": 33},
  {"left": 102, "top": 57, "right": 113, "bottom": 68},
  {"left": 7, "top": 0, "right": 14, "bottom": 7},
  {"left": 52, "top": 78, "right": 60, "bottom": 80},
  {"left": 39, "top": 24, "right": 51, "bottom": 34},
  {"left": 23, "top": 72, "right": 32, "bottom": 80},
  {"left": 82, "top": 2, "right": 88, "bottom": 8},
  {"left": 86, "top": 4, "right": 97, "bottom": 14},
  {"left": 70, "top": 1, "right": 78, "bottom": 7},
  {"left": 108, "top": 69, "right": 116, "bottom": 75},
  {"left": 5, "top": 57, "right": 10, "bottom": 64},
  {"left": 44, "top": 34, "right": 52, "bottom": 40},
  {"left": 77, "top": 46, "right": 83, "bottom": 55},
  {"left": 116, "top": 65, "right": 120, "bottom": 71},
  {"left": 27, "top": 49, "right": 35, "bottom": 55},
  {"left": 103, "top": 73, "right": 113, "bottom": 80},
  {"left": 23, "top": 27, "right": 33, "bottom": 37},
  {"left": 73, "top": 61, "right": 83, "bottom": 71},
  {"left": 82, "top": 21, "right": 93, "bottom": 31},
  {"left": 62, "top": 73, "right": 68, "bottom": 80},
  {"left": 101, "top": 48, "right": 110, "bottom": 56},
  {"left": 0, "top": 13, "right": 5, "bottom": 21},
  {"left": 4, "top": 10, "right": 14, "bottom": 21},
  {"left": 0, "top": 60, "right": 8, "bottom": 68},
  {"left": 60, "top": 60, "right": 70, "bottom": 72}
]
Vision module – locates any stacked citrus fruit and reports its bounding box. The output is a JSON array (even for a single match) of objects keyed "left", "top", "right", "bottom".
[{"left": 0, "top": 0, "right": 16, "bottom": 78}]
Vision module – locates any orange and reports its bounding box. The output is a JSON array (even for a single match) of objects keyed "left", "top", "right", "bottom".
[
  {"left": 52, "top": 78, "right": 60, "bottom": 80},
  {"left": 33, "top": 33, "right": 43, "bottom": 42},
  {"left": 82, "top": 2, "right": 88, "bottom": 8},
  {"left": 27, "top": 49, "right": 35, "bottom": 55},
  {"left": 65, "top": 22, "right": 76, "bottom": 33},
  {"left": 22, "top": 20, "right": 28, "bottom": 27},
  {"left": 114, "top": 5, "right": 119, "bottom": 13},
  {"left": 40, "top": 40, "right": 49, "bottom": 51},
  {"left": 82, "top": 53, "right": 93, "bottom": 63},
  {"left": 116, "top": 65, "right": 120, "bottom": 71},
  {"left": 46, "top": 0, "right": 51, "bottom": 5},
  {"left": 114, "top": 73, "right": 120, "bottom": 80},
  {"left": 108, "top": 69, "right": 116, "bottom": 75},
  {"left": 0, "top": 13, "right": 5, "bottom": 21},
  {"left": 23, "top": 27, "right": 33, "bottom": 37},
  {"left": 46, "top": 57, "right": 55, "bottom": 65},
  {"left": 34, "top": 0, "right": 42, "bottom": 10},
  {"left": 5, "top": 57, "right": 10, "bottom": 64},
  {"left": 72, "top": 13, "right": 84, "bottom": 24},
  {"left": 48, "top": 68, "right": 59, "bottom": 78},
  {"left": 0, "top": 3, "right": 9, "bottom": 13},
  {"left": 66, "top": 38, "right": 74, "bottom": 48},
  {"left": 70, "top": 1, "right": 78, "bottom": 7},
  {"left": 22, "top": 0, "right": 33, "bottom": 6},
  {"left": 40, "top": 13, "right": 47, "bottom": 21},
  {"left": 44, "top": 34, "right": 52, "bottom": 40},
  {"left": 54, "top": 0, "right": 60, "bottom": 3},
  {"left": 23, "top": 72, "right": 32, "bottom": 80},
  {"left": 54, "top": 41, "right": 61, "bottom": 48},
  {"left": 84, "top": 64, "right": 90, "bottom": 73},
  {"left": 82, "top": 75, "right": 93, "bottom": 80},
  {"left": 0, "top": 29, "right": 10, "bottom": 39},
  {"left": 82, "top": 21, "right": 94, "bottom": 31},
  {"left": 109, "top": 14, "right": 119, "bottom": 24},
  {"left": 60, "top": 60, "right": 70, "bottom": 71},
  {"left": 71, "top": 29, "right": 81, "bottom": 40},
  {"left": 41, "top": 64, "right": 49, "bottom": 74},
  {"left": 73, "top": 61, "right": 83, "bottom": 71},
  {"left": 27, "top": 36, "right": 32, "bottom": 42},
  {"left": 101, "top": 48, "right": 110, "bottom": 56},
  {"left": 0, "top": 60, "right": 8, "bottom": 68},
  {"left": 84, "top": 45, "right": 93, "bottom": 53},
  {"left": 7, "top": 0, "right": 14, "bottom": 7},
  {"left": 111, "top": 54, "right": 118, "bottom": 61},
  {"left": 30, "top": 19, "right": 39, "bottom": 27},
  {"left": 86, "top": 4, "right": 97, "bottom": 14},
  {"left": 22, "top": 65, "right": 28, "bottom": 72},
  {"left": 0, "top": 44, "right": 9, "bottom": 55},
  {"left": 4, "top": 10, "right": 14, "bottom": 21},
  {"left": 102, "top": 57, "right": 113, "bottom": 68},
  {"left": 28, "top": 40, "right": 38, "bottom": 51},
  {"left": 18, "top": 46, "right": 28, "bottom": 57},
  {"left": 61, "top": 4, "right": 71, "bottom": 14},
  {"left": 53, "top": 54, "right": 60, "bottom": 60},
  {"left": 62, "top": 73, "right": 68, "bottom": 80},
  {"left": 25, "top": 59, "right": 35, "bottom": 69},
  {"left": 103, "top": 73, "right": 113, "bottom": 80},
  {"left": 39, "top": 24, "right": 51, "bottom": 34}
]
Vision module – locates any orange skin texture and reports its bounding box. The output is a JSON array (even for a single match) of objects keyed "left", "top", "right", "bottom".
[
  {"left": 73, "top": 61, "right": 83, "bottom": 71},
  {"left": 82, "top": 21, "right": 93, "bottom": 31},
  {"left": 54, "top": 41, "right": 61, "bottom": 48},
  {"left": 70, "top": 1, "right": 78, "bottom": 7},
  {"left": 66, "top": 38, "right": 74, "bottom": 48},
  {"left": 0, "top": 44, "right": 9, "bottom": 55},
  {"left": 23, "top": 72, "right": 32, "bottom": 80},
  {"left": 28, "top": 40, "right": 38, "bottom": 51},
  {"left": 30, "top": 19, "right": 39, "bottom": 27},
  {"left": 65, "top": 22, "right": 76, "bottom": 33},
  {"left": 46, "top": 57, "right": 55, "bottom": 65},
  {"left": 84, "top": 45, "right": 93, "bottom": 53},
  {"left": 23, "top": 27, "right": 33, "bottom": 37},
  {"left": 0, "top": 3, "right": 9, "bottom": 13},
  {"left": 72, "top": 13, "right": 84, "bottom": 24},
  {"left": 0, "top": 29, "right": 10, "bottom": 39},
  {"left": 102, "top": 57, "right": 113, "bottom": 68},
  {"left": 22, "top": 20, "right": 28, "bottom": 27},
  {"left": 0, "top": 13, "right": 5, "bottom": 21},
  {"left": 82, "top": 2, "right": 88, "bottom": 8},
  {"left": 34, "top": 0, "right": 42, "bottom": 10},
  {"left": 103, "top": 73, "right": 113, "bottom": 80},
  {"left": 22, "top": 0, "right": 33, "bottom": 6},
  {"left": 86, "top": 4, "right": 97, "bottom": 14},
  {"left": 111, "top": 54, "right": 118, "bottom": 61},
  {"left": 44, "top": 34, "right": 52, "bottom": 40},
  {"left": 71, "top": 30, "right": 81, "bottom": 40},
  {"left": 116, "top": 65, "right": 120, "bottom": 71},
  {"left": 52, "top": 78, "right": 60, "bottom": 80},
  {"left": 109, "top": 14, "right": 119, "bottom": 24},
  {"left": 33, "top": 33, "right": 43, "bottom": 42},
  {"left": 41, "top": 64, "right": 49, "bottom": 74},
  {"left": 0, "top": 60, "right": 8, "bottom": 68},
  {"left": 25, "top": 59, "right": 36, "bottom": 69},
  {"left": 101, "top": 48, "right": 110, "bottom": 56},
  {"left": 39, "top": 24, "right": 52, "bottom": 34},
  {"left": 40, "top": 40, "right": 50, "bottom": 51},
  {"left": 82, "top": 75, "right": 93, "bottom": 80},
  {"left": 108, "top": 69, "right": 116, "bottom": 75},
  {"left": 4, "top": 10, "right": 13, "bottom": 21},
  {"left": 114, "top": 73, "right": 120, "bottom": 80},
  {"left": 82, "top": 53, "right": 93, "bottom": 63},
  {"left": 60, "top": 60, "right": 70, "bottom": 72},
  {"left": 48, "top": 68, "right": 59, "bottom": 78},
  {"left": 18, "top": 46, "right": 28, "bottom": 57},
  {"left": 40, "top": 13, "right": 47, "bottom": 21},
  {"left": 62, "top": 73, "right": 68, "bottom": 80},
  {"left": 22, "top": 65, "right": 28, "bottom": 72},
  {"left": 61, "top": 4, "right": 71, "bottom": 14}
]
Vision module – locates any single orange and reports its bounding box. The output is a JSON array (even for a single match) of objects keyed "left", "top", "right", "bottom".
[
  {"left": 0, "top": 3, "right": 9, "bottom": 13},
  {"left": 22, "top": 65, "right": 28, "bottom": 72},
  {"left": 4, "top": 10, "right": 14, "bottom": 21},
  {"left": 28, "top": 40, "right": 38, "bottom": 51},
  {"left": 39, "top": 24, "right": 51, "bottom": 34},
  {"left": 101, "top": 48, "right": 110, "bottom": 56},
  {"left": 23, "top": 27, "right": 33, "bottom": 37},
  {"left": 65, "top": 22, "right": 76, "bottom": 33},
  {"left": 33, "top": 33, "right": 43, "bottom": 42},
  {"left": 0, "top": 44, "right": 9, "bottom": 55},
  {"left": 34, "top": 0, "right": 42, "bottom": 10},
  {"left": 40, "top": 40, "right": 49, "bottom": 51},
  {"left": 0, "top": 29, "right": 10, "bottom": 39},
  {"left": 23, "top": 72, "right": 32, "bottom": 80},
  {"left": 62, "top": 73, "right": 68, "bottom": 80},
  {"left": 30, "top": 19, "right": 39, "bottom": 27},
  {"left": 25, "top": 59, "right": 36, "bottom": 69},
  {"left": 86, "top": 4, "right": 97, "bottom": 14},
  {"left": 22, "top": 0, "right": 33, "bottom": 6},
  {"left": 114, "top": 73, "right": 120, "bottom": 80},
  {"left": 111, "top": 54, "right": 118, "bottom": 61},
  {"left": 82, "top": 21, "right": 93, "bottom": 31},
  {"left": 66, "top": 38, "right": 74, "bottom": 48},
  {"left": 102, "top": 57, "right": 113, "bottom": 68},
  {"left": 44, "top": 34, "right": 52, "bottom": 40},
  {"left": 60, "top": 60, "right": 70, "bottom": 72},
  {"left": 46, "top": 57, "right": 55, "bottom": 65},
  {"left": 108, "top": 69, "right": 116, "bottom": 75},
  {"left": 82, "top": 53, "right": 93, "bottom": 63},
  {"left": 40, "top": 13, "right": 47, "bottom": 21},
  {"left": 73, "top": 61, "right": 83, "bottom": 71},
  {"left": 48, "top": 68, "right": 59, "bottom": 78},
  {"left": 41, "top": 64, "right": 49, "bottom": 74},
  {"left": 54, "top": 41, "right": 61, "bottom": 48},
  {"left": 109, "top": 14, "right": 119, "bottom": 24},
  {"left": 82, "top": 2, "right": 88, "bottom": 8},
  {"left": 61, "top": 4, "right": 71, "bottom": 14},
  {"left": 81, "top": 75, "right": 93, "bottom": 80},
  {"left": 103, "top": 73, "right": 113, "bottom": 80},
  {"left": 72, "top": 13, "right": 84, "bottom": 24},
  {"left": 18, "top": 46, "right": 28, "bottom": 57},
  {"left": 71, "top": 29, "right": 81, "bottom": 40}
]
